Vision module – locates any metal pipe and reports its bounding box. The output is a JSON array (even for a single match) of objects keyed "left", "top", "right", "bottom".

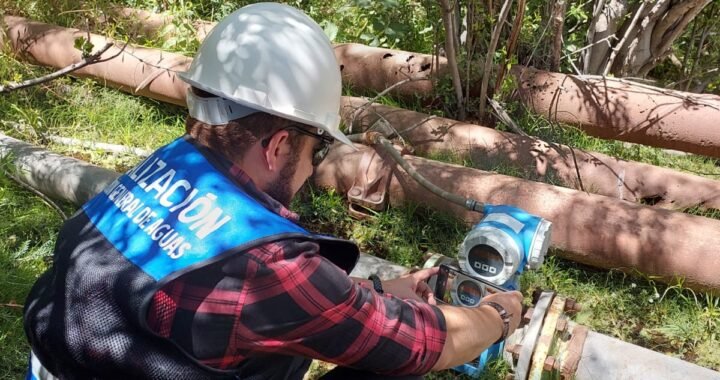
[
  {"left": 8, "top": 16, "right": 720, "bottom": 213},
  {"left": 6, "top": 17, "right": 720, "bottom": 292},
  {"left": 341, "top": 96, "right": 720, "bottom": 211},
  {"left": 513, "top": 65, "right": 720, "bottom": 158},
  {"left": 348, "top": 132, "right": 484, "bottom": 213},
  {"left": 315, "top": 143, "right": 720, "bottom": 293},
  {"left": 574, "top": 326, "right": 720, "bottom": 379}
]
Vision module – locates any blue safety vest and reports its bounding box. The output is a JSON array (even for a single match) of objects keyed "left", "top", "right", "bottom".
[{"left": 25, "top": 136, "right": 359, "bottom": 379}]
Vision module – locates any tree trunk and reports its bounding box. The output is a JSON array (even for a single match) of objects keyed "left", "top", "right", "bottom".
[
  {"left": 549, "top": 0, "right": 567, "bottom": 72},
  {"left": 438, "top": 0, "right": 466, "bottom": 119},
  {"left": 582, "top": 0, "right": 711, "bottom": 77}
]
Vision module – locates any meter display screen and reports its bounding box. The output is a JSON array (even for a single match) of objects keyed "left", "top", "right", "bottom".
[
  {"left": 468, "top": 244, "right": 504, "bottom": 278},
  {"left": 456, "top": 280, "right": 482, "bottom": 307},
  {"left": 433, "top": 264, "right": 506, "bottom": 307}
]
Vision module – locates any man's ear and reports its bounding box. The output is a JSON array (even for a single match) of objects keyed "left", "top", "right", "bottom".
[{"left": 263, "top": 129, "right": 291, "bottom": 172}]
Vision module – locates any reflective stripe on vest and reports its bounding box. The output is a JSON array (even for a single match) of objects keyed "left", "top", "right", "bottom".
[
  {"left": 82, "top": 137, "right": 310, "bottom": 282},
  {"left": 26, "top": 350, "right": 58, "bottom": 380}
]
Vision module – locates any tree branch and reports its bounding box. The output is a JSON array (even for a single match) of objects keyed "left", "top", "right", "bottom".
[
  {"left": 438, "top": 0, "right": 465, "bottom": 120},
  {"left": 0, "top": 42, "right": 114, "bottom": 93},
  {"left": 494, "top": 0, "right": 526, "bottom": 94},
  {"left": 549, "top": 0, "right": 567, "bottom": 72},
  {"left": 479, "top": 0, "right": 513, "bottom": 119},
  {"left": 602, "top": 1, "right": 647, "bottom": 76}
]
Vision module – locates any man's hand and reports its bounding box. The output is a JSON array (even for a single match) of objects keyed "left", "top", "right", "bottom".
[
  {"left": 432, "top": 290, "right": 524, "bottom": 370},
  {"left": 382, "top": 267, "right": 439, "bottom": 304},
  {"left": 480, "top": 290, "right": 523, "bottom": 338}
]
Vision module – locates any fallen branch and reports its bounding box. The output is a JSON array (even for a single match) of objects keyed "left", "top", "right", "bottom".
[{"left": 0, "top": 42, "right": 114, "bottom": 93}]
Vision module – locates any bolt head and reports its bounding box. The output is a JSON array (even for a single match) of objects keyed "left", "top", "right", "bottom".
[
  {"left": 556, "top": 318, "right": 568, "bottom": 333},
  {"left": 544, "top": 356, "right": 556, "bottom": 372},
  {"left": 523, "top": 307, "right": 534, "bottom": 324},
  {"left": 565, "top": 298, "right": 582, "bottom": 314}
]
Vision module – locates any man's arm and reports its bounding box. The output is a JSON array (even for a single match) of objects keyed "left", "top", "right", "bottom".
[
  {"left": 432, "top": 291, "right": 524, "bottom": 370},
  {"left": 352, "top": 269, "right": 523, "bottom": 371}
]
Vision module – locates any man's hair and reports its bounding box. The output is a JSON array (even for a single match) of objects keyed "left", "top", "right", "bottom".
[{"left": 185, "top": 88, "right": 303, "bottom": 163}]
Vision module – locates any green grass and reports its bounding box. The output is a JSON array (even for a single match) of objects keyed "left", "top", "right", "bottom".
[{"left": 0, "top": 165, "right": 70, "bottom": 378}]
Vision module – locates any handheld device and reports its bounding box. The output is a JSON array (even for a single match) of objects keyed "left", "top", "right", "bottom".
[{"left": 433, "top": 264, "right": 506, "bottom": 307}]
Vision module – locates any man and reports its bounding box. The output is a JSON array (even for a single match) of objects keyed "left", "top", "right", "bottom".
[{"left": 24, "top": 3, "right": 523, "bottom": 379}]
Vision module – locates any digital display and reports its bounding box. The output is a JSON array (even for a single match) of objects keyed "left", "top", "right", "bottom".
[
  {"left": 435, "top": 265, "right": 484, "bottom": 307},
  {"left": 456, "top": 280, "right": 482, "bottom": 306},
  {"left": 433, "top": 264, "right": 505, "bottom": 307},
  {"left": 468, "top": 244, "right": 504, "bottom": 278}
]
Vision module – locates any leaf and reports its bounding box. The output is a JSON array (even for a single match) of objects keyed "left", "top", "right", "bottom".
[
  {"left": 73, "top": 36, "right": 94, "bottom": 58},
  {"left": 322, "top": 21, "right": 339, "bottom": 41},
  {"left": 73, "top": 37, "right": 86, "bottom": 52}
]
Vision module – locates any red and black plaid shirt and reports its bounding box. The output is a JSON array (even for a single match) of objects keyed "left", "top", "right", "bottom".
[{"left": 146, "top": 161, "right": 447, "bottom": 376}]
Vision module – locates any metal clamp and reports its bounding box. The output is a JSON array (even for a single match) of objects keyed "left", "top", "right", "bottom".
[{"left": 347, "top": 148, "right": 393, "bottom": 219}]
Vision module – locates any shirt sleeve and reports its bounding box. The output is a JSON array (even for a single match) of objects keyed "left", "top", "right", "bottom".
[{"left": 235, "top": 238, "right": 447, "bottom": 376}]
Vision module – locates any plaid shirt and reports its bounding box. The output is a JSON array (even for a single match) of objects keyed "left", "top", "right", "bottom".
[{"left": 146, "top": 159, "right": 447, "bottom": 376}]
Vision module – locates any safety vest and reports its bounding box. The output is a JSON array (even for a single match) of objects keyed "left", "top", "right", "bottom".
[{"left": 24, "top": 136, "right": 359, "bottom": 379}]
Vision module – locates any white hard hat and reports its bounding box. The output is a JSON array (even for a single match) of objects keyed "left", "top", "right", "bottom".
[{"left": 179, "top": 2, "right": 353, "bottom": 146}]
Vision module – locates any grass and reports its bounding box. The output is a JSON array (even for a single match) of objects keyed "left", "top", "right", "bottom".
[
  {"left": 0, "top": 163, "right": 70, "bottom": 378},
  {"left": 1, "top": 1, "right": 720, "bottom": 379}
]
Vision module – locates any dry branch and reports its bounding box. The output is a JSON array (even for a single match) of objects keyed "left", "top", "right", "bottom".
[{"left": 0, "top": 42, "right": 114, "bottom": 93}]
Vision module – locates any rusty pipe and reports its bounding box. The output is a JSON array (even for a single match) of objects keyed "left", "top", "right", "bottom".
[
  {"left": 341, "top": 96, "right": 720, "bottom": 211},
  {"left": 2, "top": 132, "right": 717, "bottom": 377},
  {"left": 6, "top": 16, "right": 720, "bottom": 292},
  {"left": 4, "top": 16, "right": 191, "bottom": 106},
  {"left": 103, "top": 8, "right": 447, "bottom": 97},
  {"left": 315, "top": 143, "right": 720, "bottom": 293},
  {"left": 348, "top": 132, "right": 484, "bottom": 213},
  {"left": 17, "top": 15, "right": 719, "bottom": 212},
  {"left": 88, "top": 8, "right": 449, "bottom": 98},
  {"left": 513, "top": 65, "right": 720, "bottom": 158}
]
